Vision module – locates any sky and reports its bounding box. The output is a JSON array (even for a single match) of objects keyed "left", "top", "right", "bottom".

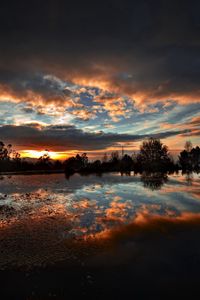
[{"left": 0, "top": 0, "right": 199, "bottom": 159}]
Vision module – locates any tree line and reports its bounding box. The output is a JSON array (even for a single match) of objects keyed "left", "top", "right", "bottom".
[
  {"left": 65, "top": 139, "right": 200, "bottom": 174},
  {"left": 0, "top": 138, "right": 199, "bottom": 174},
  {"left": 0, "top": 143, "right": 63, "bottom": 172}
]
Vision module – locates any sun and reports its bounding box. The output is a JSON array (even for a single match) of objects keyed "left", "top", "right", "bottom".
[{"left": 20, "top": 150, "right": 68, "bottom": 160}]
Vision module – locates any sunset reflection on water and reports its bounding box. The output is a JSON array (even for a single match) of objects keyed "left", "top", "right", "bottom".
[{"left": 0, "top": 172, "right": 199, "bottom": 268}]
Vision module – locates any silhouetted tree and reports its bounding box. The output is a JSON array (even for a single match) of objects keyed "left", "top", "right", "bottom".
[
  {"left": 64, "top": 157, "right": 77, "bottom": 174},
  {"left": 0, "top": 138, "right": 199, "bottom": 174},
  {"left": 191, "top": 146, "right": 200, "bottom": 170},
  {"left": 54, "top": 160, "right": 63, "bottom": 169},
  {"left": 64, "top": 153, "right": 89, "bottom": 173},
  {"left": 91, "top": 160, "right": 101, "bottom": 169},
  {"left": 110, "top": 151, "right": 119, "bottom": 163},
  {"left": 179, "top": 149, "right": 191, "bottom": 170},
  {"left": 81, "top": 153, "right": 88, "bottom": 167},
  {"left": 0, "top": 142, "right": 12, "bottom": 161},
  {"left": 120, "top": 154, "right": 133, "bottom": 171},
  {"left": 0, "top": 142, "right": 14, "bottom": 171},
  {"left": 12, "top": 150, "right": 21, "bottom": 162},
  {"left": 137, "top": 138, "right": 172, "bottom": 171},
  {"left": 38, "top": 153, "right": 50, "bottom": 164},
  {"left": 102, "top": 152, "right": 108, "bottom": 163},
  {"left": 36, "top": 151, "right": 52, "bottom": 169},
  {"left": 179, "top": 143, "right": 200, "bottom": 171},
  {"left": 131, "top": 152, "right": 137, "bottom": 162},
  {"left": 11, "top": 150, "right": 21, "bottom": 169}
]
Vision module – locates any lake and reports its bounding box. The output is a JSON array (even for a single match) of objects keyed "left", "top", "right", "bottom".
[{"left": 0, "top": 172, "right": 200, "bottom": 298}]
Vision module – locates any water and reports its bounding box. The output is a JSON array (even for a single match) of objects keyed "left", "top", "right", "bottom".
[
  {"left": 1, "top": 172, "right": 200, "bottom": 298},
  {"left": 0, "top": 172, "right": 199, "bottom": 240}
]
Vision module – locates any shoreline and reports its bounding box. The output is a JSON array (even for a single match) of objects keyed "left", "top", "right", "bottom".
[
  {"left": 0, "top": 168, "right": 197, "bottom": 177},
  {"left": 0, "top": 169, "right": 65, "bottom": 176}
]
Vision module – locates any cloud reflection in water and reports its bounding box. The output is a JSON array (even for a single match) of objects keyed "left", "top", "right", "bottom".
[{"left": 0, "top": 172, "right": 199, "bottom": 268}]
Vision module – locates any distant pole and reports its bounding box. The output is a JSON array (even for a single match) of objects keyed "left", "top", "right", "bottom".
[{"left": 122, "top": 145, "right": 124, "bottom": 157}]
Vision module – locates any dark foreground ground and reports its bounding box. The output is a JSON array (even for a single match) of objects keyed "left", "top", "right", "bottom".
[{"left": 1, "top": 214, "right": 200, "bottom": 299}]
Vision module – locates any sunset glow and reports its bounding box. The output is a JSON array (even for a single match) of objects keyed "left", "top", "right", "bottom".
[
  {"left": 20, "top": 150, "right": 70, "bottom": 160},
  {"left": 1, "top": 1, "right": 200, "bottom": 299},
  {"left": 0, "top": 1, "right": 198, "bottom": 157}
]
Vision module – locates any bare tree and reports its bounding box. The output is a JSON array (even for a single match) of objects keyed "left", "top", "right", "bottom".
[{"left": 184, "top": 141, "right": 193, "bottom": 152}]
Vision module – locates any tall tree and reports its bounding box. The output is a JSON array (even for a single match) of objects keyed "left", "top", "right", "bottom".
[
  {"left": 137, "top": 138, "right": 171, "bottom": 170},
  {"left": 0, "top": 142, "right": 12, "bottom": 160}
]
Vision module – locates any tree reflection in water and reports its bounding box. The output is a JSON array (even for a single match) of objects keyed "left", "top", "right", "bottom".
[
  {"left": 183, "top": 171, "right": 194, "bottom": 186},
  {"left": 120, "top": 171, "right": 131, "bottom": 176},
  {"left": 140, "top": 172, "right": 168, "bottom": 190}
]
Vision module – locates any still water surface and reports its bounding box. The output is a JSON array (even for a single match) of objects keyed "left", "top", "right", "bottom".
[
  {"left": 0, "top": 172, "right": 199, "bottom": 239},
  {"left": 1, "top": 172, "right": 200, "bottom": 297}
]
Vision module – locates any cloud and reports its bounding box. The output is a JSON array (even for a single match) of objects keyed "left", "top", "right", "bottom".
[
  {"left": 0, "top": 72, "right": 73, "bottom": 105},
  {"left": 187, "top": 116, "right": 200, "bottom": 127},
  {"left": 0, "top": 1, "right": 199, "bottom": 110},
  {"left": 0, "top": 0, "right": 199, "bottom": 150},
  {"left": 181, "top": 129, "right": 200, "bottom": 137},
  {"left": 160, "top": 108, "right": 200, "bottom": 138},
  {"left": 21, "top": 106, "right": 35, "bottom": 114},
  {"left": 70, "top": 109, "right": 97, "bottom": 121},
  {"left": 93, "top": 91, "right": 133, "bottom": 121},
  {"left": 0, "top": 124, "right": 188, "bottom": 151}
]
